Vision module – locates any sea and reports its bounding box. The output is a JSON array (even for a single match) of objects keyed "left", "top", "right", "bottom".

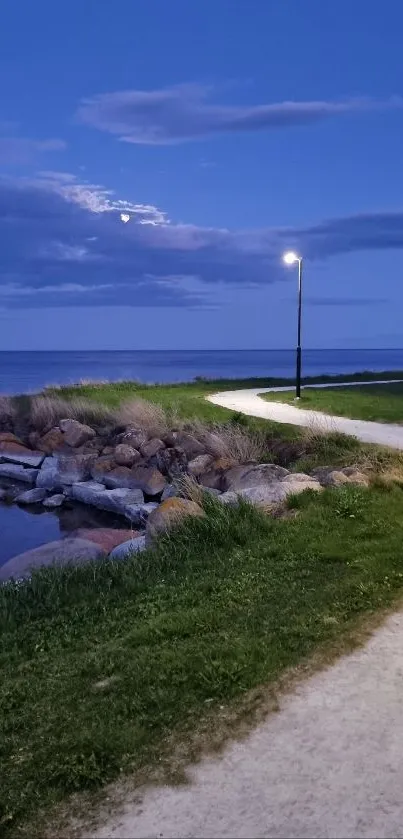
[{"left": 2, "top": 348, "right": 403, "bottom": 395}]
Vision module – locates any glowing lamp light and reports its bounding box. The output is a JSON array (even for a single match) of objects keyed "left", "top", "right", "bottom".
[
  {"left": 283, "top": 251, "right": 300, "bottom": 265},
  {"left": 120, "top": 213, "right": 130, "bottom": 223}
]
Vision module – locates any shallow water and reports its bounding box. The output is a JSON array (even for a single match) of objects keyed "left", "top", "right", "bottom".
[{"left": 0, "top": 484, "right": 131, "bottom": 565}]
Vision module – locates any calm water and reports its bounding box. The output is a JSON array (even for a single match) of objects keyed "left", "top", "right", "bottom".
[{"left": 2, "top": 349, "right": 403, "bottom": 395}]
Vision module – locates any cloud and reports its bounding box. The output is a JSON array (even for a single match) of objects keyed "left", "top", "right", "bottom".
[
  {"left": 1, "top": 171, "right": 403, "bottom": 309},
  {"left": 306, "top": 297, "right": 387, "bottom": 306},
  {"left": 77, "top": 84, "right": 403, "bottom": 145},
  {"left": 0, "top": 136, "right": 66, "bottom": 165}
]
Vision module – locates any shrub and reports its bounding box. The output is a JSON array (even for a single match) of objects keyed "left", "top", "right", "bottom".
[
  {"left": 0, "top": 396, "right": 16, "bottom": 431},
  {"left": 114, "top": 398, "right": 168, "bottom": 438},
  {"left": 199, "top": 423, "right": 268, "bottom": 464},
  {"left": 29, "top": 395, "right": 114, "bottom": 432}
]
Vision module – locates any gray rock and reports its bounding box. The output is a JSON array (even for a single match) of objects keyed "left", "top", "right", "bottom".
[
  {"left": 125, "top": 465, "right": 166, "bottom": 496},
  {"left": 37, "top": 453, "right": 96, "bottom": 490},
  {"left": 140, "top": 438, "right": 165, "bottom": 459},
  {"left": 223, "top": 463, "right": 289, "bottom": 492},
  {"left": 188, "top": 454, "right": 214, "bottom": 477},
  {"left": 0, "top": 463, "right": 39, "bottom": 484},
  {"left": 16, "top": 488, "right": 47, "bottom": 505},
  {"left": 36, "top": 457, "right": 64, "bottom": 491},
  {"left": 155, "top": 447, "right": 188, "bottom": 480},
  {"left": 174, "top": 432, "right": 205, "bottom": 458},
  {"left": 109, "top": 535, "right": 147, "bottom": 560},
  {"left": 103, "top": 466, "right": 147, "bottom": 491},
  {"left": 0, "top": 538, "right": 106, "bottom": 582},
  {"left": 311, "top": 468, "right": 350, "bottom": 488},
  {"left": 202, "top": 487, "right": 222, "bottom": 497},
  {"left": 0, "top": 446, "right": 45, "bottom": 468},
  {"left": 120, "top": 427, "right": 148, "bottom": 449},
  {"left": 114, "top": 444, "right": 141, "bottom": 467},
  {"left": 161, "top": 484, "right": 178, "bottom": 501},
  {"left": 43, "top": 493, "right": 65, "bottom": 508},
  {"left": 122, "top": 502, "right": 158, "bottom": 525},
  {"left": 69, "top": 482, "right": 144, "bottom": 516},
  {"left": 59, "top": 419, "right": 96, "bottom": 448},
  {"left": 220, "top": 478, "right": 321, "bottom": 508}
]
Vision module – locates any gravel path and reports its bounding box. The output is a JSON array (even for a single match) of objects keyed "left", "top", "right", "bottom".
[
  {"left": 207, "top": 379, "right": 403, "bottom": 449},
  {"left": 89, "top": 612, "right": 403, "bottom": 839}
]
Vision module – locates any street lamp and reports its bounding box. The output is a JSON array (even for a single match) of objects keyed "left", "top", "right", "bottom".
[{"left": 283, "top": 251, "right": 303, "bottom": 399}]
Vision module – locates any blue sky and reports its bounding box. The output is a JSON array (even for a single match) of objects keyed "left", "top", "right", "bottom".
[{"left": 0, "top": 0, "right": 402, "bottom": 350}]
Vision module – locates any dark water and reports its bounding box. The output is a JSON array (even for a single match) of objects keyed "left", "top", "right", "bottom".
[{"left": 2, "top": 349, "right": 403, "bottom": 395}]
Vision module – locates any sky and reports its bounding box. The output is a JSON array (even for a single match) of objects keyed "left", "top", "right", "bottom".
[{"left": 0, "top": 0, "right": 402, "bottom": 350}]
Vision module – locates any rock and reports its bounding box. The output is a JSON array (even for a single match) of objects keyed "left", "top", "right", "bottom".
[
  {"left": 223, "top": 463, "right": 289, "bottom": 492},
  {"left": 59, "top": 419, "right": 96, "bottom": 448},
  {"left": 0, "top": 441, "right": 45, "bottom": 468},
  {"left": 155, "top": 447, "right": 188, "bottom": 480},
  {"left": 120, "top": 428, "right": 148, "bottom": 449},
  {"left": 0, "top": 538, "right": 106, "bottom": 582},
  {"left": 161, "top": 483, "right": 179, "bottom": 501},
  {"left": 28, "top": 431, "right": 41, "bottom": 449},
  {"left": 122, "top": 501, "right": 158, "bottom": 526},
  {"left": 140, "top": 438, "right": 165, "bottom": 459},
  {"left": 220, "top": 478, "right": 321, "bottom": 508},
  {"left": 188, "top": 453, "right": 214, "bottom": 477},
  {"left": 174, "top": 432, "right": 206, "bottom": 458},
  {"left": 57, "top": 453, "right": 96, "bottom": 485},
  {"left": 126, "top": 465, "right": 166, "bottom": 496},
  {"left": 281, "top": 473, "right": 322, "bottom": 488},
  {"left": 0, "top": 463, "right": 38, "bottom": 484},
  {"left": 109, "top": 535, "right": 146, "bottom": 560},
  {"left": 43, "top": 493, "right": 65, "bottom": 508},
  {"left": 199, "top": 467, "right": 224, "bottom": 491},
  {"left": 36, "top": 457, "right": 64, "bottom": 491},
  {"left": 102, "top": 445, "right": 115, "bottom": 456},
  {"left": 37, "top": 427, "right": 65, "bottom": 454},
  {"left": 16, "top": 488, "right": 47, "bottom": 505},
  {"left": 0, "top": 432, "right": 24, "bottom": 445},
  {"left": 146, "top": 497, "right": 205, "bottom": 545},
  {"left": 340, "top": 467, "right": 370, "bottom": 486},
  {"left": 74, "top": 528, "right": 141, "bottom": 553},
  {"left": 311, "top": 468, "right": 350, "bottom": 488},
  {"left": 114, "top": 444, "right": 141, "bottom": 467},
  {"left": 162, "top": 432, "right": 176, "bottom": 447},
  {"left": 90, "top": 454, "right": 116, "bottom": 483},
  {"left": 202, "top": 487, "right": 222, "bottom": 497},
  {"left": 103, "top": 465, "right": 146, "bottom": 491},
  {"left": 69, "top": 481, "right": 143, "bottom": 512}
]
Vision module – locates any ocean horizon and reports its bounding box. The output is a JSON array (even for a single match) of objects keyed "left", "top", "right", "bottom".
[{"left": 2, "top": 348, "right": 403, "bottom": 396}]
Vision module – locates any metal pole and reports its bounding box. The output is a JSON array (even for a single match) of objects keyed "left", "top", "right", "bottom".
[{"left": 296, "top": 258, "right": 302, "bottom": 398}]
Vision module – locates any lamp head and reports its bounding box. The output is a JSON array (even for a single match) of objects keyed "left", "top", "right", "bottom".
[
  {"left": 283, "top": 251, "right": 300, "bottom": 265},
  {"left": 120, "top": 213, "right": 130, "bottom": 223}
]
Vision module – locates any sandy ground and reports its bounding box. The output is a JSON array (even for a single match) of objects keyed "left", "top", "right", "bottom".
[
  {"left": 207, "top": 379, "right": 403, "bottom": 449},
  {"left": 87, "top": 611, "right": 403, "bottom": 839}
]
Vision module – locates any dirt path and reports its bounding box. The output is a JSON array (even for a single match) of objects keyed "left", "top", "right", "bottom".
[
  {"left": 207, "top": 379, "right": 403, "bottom": 449},
  {"left": 87, "top": 612, "right": 403, "bottom": 838}
]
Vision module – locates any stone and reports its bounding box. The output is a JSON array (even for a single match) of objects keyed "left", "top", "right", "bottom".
[
  {"left": 122, "top": 501, "right": 158, "bottom": 526},
  {"left": 340, "top": 467, "right": 370, "bottom": 486},
  {"left": 146, "top": 497, "right": 205, "bottom": 545},
  {"left": 0, "top": 538, "right": 106, "bottom": 582},
  {"left": 102, "top": 445, "right": 115, "bottom": 456},
  {"left": 120, "top": 427, "right": 148, "bottom": 449},
  {"left": 223, "top": 463, "right": 289, "bottom": 492},
  {"left": 74, "top": 528, "right": 141, "bottom": 553},
  {"left": 0, "top": 432, "right": 24, "bottom": 445},
  {"left": 114, "top": 444, "right": 141, "bottom": 467},
  {"left": 0, "top": 463, "right": 38, "bottom": 484},
  {"left": 199, "top": 467, "right": 224, "bottom": 491},
  {"left": 57, "top": 453, "right": 96, "bottom": 485},
  {"left": 109, "top": 535, "right": 146, "bottom": 560},
  {"left": 140, "top": 438, "right": 165, "bottom": 459},
  {"left": 312, "top": 468, "right": 350, "bottom": 488},
  {"left": 90, "top": 454, "right": 116, "bottom": 483},
  {"left": 103, "top": 466, "right": 145, "bottom": 490},
  {"left": 173, "top": 432, "right": 205, "bottom": 458},
  {"left": 43, "top": 493, "right": 65, "bottom": 508},
  {"left": 162, "top": 432, "right": 176, "bottom": 447},
  {"left": 202, "top": 487, "right": 222, "bottom": 497},
  {"left": 36, "top": 457, "right": 64, "bottom": 491},
  {"left": 155, "top": 447, "right": 188, "bottom": 480},
  {"left": 161, "top": 483, "right": 179, "bottom": 501},
  {"left": 281, "top": 473, "right": 321, "bottom": 486},
  {"left": 69, "top": 482, "right": 144, "bottom": 516},
  {"left": 0, "top": 441, "right": 45, "bottom": 468},
  {"left": 220, "top": 478, "right": 322, "bottom": 508},
  {"left": 37, "top": 427, "right": 65, "bottom": 454},
  {"left": 59, "top": 418, "right": 96, "bottom": 447},
  {"left": 188, "top": 453, "right": 214, "bottom": 477},
  {"left": 16, "top": 488, "right": 47, "bottom": 505},
  {"left": 126, "top": 465, "right": 166, "bottom": 496}
]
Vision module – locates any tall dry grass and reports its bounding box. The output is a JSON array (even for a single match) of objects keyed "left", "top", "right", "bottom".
[
  {"left": 0, "top": 395, "right": 16, "bottom": 430},
  {"left": 196, "top": 423, "right": 268, "bottom": 464},
  {"left": 114, "top": 398, "right": 169, "bottom": 438},
  {"left": 30, "top": 395, "right": 114, "bottom": 432}
]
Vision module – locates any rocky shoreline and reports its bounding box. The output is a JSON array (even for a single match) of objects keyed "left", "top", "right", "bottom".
[{"left": 0, "top": 415, "right": 369, "bottom": 582}]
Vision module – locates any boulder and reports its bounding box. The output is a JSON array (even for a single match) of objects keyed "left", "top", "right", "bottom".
[
  {"left": 155, "top": 447, "right": 188, "bottom": 480},
  {"left": 58, "top": 453, "right": 97, "bottom": 485},
  {"left": 37, "top": 427, "right": 65, "bottom": 454},
  {"left": 122, "top": 501, "right": 158, "bottom": 526},
  {"left": 173, "top": 432, "right": 205, "bottom": 458},
  {"left": 0, "top": 441, "right": 45, "bottom": 468},
  {"left": 146, "top": 497, "right": 205, "bottom": 545},
  {"left": 223, "top": 463, "right": 289, "bottom": 492},
  {"left": 220, "top": 478, "right": 321, "bottom": 508},
  {"left": 140, "top": 438, "right": 165, "bottom": 459},
  {"left": 74, "top": 528, "right": 141, "bottom": 553},
  {"left": 16, "top": 488, "right": 47, "bottom": 505},
  {"left": 103, "top": 466, "right": 149, "bottom": 491},
  {"left": 126, "top": 465, "right": 166, "bottom": 496},
  {"left": 114, "top": 444, "right": 141, "bottom": 467},
  {"left": 102, "top": 445, "right": 115, "bottom": 456},
  {"left": 0, "top": 463, "right": 38, "bottom": 484},
  {"left": 0, "top": 432, "right": 24, "bottom": 445},
  {"left": 340, "top": 467, "right": 370, "bottom": 486},
  {"left": 59, "top": 419, "right": 96, "bottom": 448},
  {"left": 36, "top": 457, "right": 64, "bottom": 491},
  {"left": 188, "top": 453, "right": 214, "bottom": 477},
  {"left": 69, "top": 482, "right": 144, "bottom": 516},
  {"left": 161, "top": 483, "right": 179, "bottom": 501},
  {"left": 43, "top": 493, "right": 65, "bottom": 508},
  {"left": 281, "top": 473, "right": 322, "bottom": 489},
  {"left": 120, "top": 428, "right": 148, "bottom": 449},
  {"left": 90, "top": 454, "right": 116, "bottom": 483},
  {"left": 312, "top": 468, "right": 350, "bottom": 488},
  {"left": 109, "top": 535, "right": 146, "bottom": 560},
  {"left": 0, "top": 538, "right": 106, "bottom": 582}
]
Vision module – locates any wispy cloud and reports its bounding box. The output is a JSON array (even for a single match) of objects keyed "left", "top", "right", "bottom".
[
  {"left": 77, "top": 83, "right": 403, "bottom": 145},
  {"left": 306, "top": 297, "right": 388, "bottom": 306},
  {"left": 0, "top": 136, "right": 66, "bottom": 165},
  {"left": 1, "top": 171, "right": 403, "bottom": 309}
]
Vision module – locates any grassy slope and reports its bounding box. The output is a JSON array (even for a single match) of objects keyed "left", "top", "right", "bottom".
[
  {"left": 2, "top": 486, "right": 403, "bottom": 835},
  {"left": 262, "top": 381, "right": 403, "bottom": 424}
]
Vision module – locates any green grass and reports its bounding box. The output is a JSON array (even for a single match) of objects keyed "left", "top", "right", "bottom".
[
  {"left": 3, "top": 485, "right": 403, "bottom": 835},
  {"left": 262, "top": 381, "right": 403, "bottom": 424}
]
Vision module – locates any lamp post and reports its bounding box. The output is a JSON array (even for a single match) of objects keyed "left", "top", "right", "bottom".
[{"left": 283, "top": 251, "right": 303, "bottom": 399}]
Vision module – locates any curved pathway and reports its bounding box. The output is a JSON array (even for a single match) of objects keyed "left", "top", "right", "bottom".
[{"left": 207, "top": 379, "right": 403, "bottom": 449}]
